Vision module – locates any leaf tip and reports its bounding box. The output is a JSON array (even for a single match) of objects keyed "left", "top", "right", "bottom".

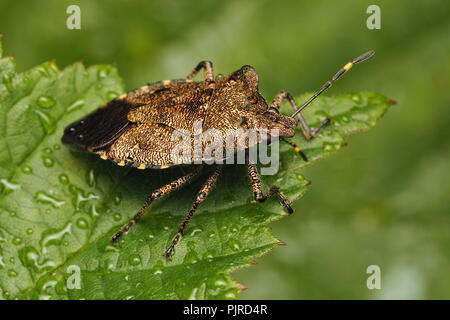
[{"left": 389, "top": 99, "right": 398, "bottom": 105}]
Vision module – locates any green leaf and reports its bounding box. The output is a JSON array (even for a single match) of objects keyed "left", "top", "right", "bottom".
[{"left": 0, "top": 40, "right": 392, "bottom": 300}]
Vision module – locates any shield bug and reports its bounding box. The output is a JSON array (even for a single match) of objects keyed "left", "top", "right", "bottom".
[{"left": 62, "top": 51, "right": 375, "bottom": 258}]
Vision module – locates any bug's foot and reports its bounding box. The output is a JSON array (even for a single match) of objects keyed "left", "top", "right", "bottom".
[
  {"left": 276, "top": 190, "right": 294, "bottom": 215},
  {"left": 111, "top": 231, "right": 123, "bottom": 245},
  {"left": 164, "top": 232, "right": 183, "bottom": 260}
]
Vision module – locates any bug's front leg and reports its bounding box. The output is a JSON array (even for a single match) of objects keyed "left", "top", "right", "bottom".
[
  {"left": 165, "top": 165, "right": 222, "bottom": 259},
  {"left": 111, "top": 166, "right": 202, "bottom": 244},
  {"left": 247, "top": 163, "right": 293, "bottom": 215},
  {"left": 269, "top": 91, "right": 330, "bottom": 140},
  {"left": 186, "top": 61, "right": 214, "bottom": 81}
]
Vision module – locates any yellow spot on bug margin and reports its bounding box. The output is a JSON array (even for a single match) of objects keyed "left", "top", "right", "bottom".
[
  {"left": 137, "top": 164, "right": 146, "bottom": 170},
  {"left": 140, "top": 85, "right": 149, "bottom": 91},
  {"left": 160, "top": 165, "right": 170, "bottom": 169},
  {"left": 185, "top": 79, "right": 193, "bottom": 83},
  {"left": 163, "top": 80, "right": 171, "bottom": 86},
  {"left": 118, "top": 93, "right": 127, "bottom": 99},
  {"left": 100, "top": 154, "right": 108, "bottom": 160},
  {"left": 117, "top": 160, "right": 126, "bottom": 166},
  {"left": 344, "top": 62, "right": 353, "bottom": 71}
]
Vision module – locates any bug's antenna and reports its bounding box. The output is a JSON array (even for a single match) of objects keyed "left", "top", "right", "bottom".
[{"left": 291, "top": 50, "right": 375, "bottom": 119}]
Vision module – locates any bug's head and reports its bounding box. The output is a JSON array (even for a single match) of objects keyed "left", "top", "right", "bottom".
[
  {"left": 248, "top": 108, "right": 297, "bottom": 140},
  {"left": 232, "top": 66, "right": 297, "bottom": 140}
]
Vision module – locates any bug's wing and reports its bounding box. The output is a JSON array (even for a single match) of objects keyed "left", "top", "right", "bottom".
[
  {"left": 107, "top": 122, "right": 192, "bottom": 166},
  {"left": 62, "top": 99, "right": 141, "bottom": 152}
]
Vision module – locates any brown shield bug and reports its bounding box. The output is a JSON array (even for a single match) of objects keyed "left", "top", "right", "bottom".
[{"left": 62, "top": 51, "right": 374, "bottom": 258}]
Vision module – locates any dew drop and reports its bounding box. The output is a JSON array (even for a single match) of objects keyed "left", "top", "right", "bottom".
[
  {"left": 21, "top": 165, "right": 33, "bottom": 175},
  {"left": 58, "top": 174, "right": 69, "bottom": 185},
  {"left": 113, "top": 213, "right": 122, "bottom": 221},
  {"left": 2, "top": 73, "right": 13, "bottom": 92},
  {"left": 190, "top": 228, "right": 202, "bottom": 236},
  {"left": 35, "top": 191, "right": 65, "bottom": 208},
  {"left": 43, "top": 147, "right": 53, "bottom": 155},
  {"left": 106, "top": 91, "right": 119, "bottom": 100},
  {"left": 37, "top": 95, "right": 56, "bottom": 108},
  {"left": 9, "top": 257, "right": 15, "bottom": 264},
  {"left": 203, "top": 250, "right": 215, "bottom": 261},
  {"left": 323, "top": 142, "right": 336, "bottom": 152},
  {"left": 147, "top": 232, "right": 154, "bottom": 240},
  {"left": 129, "top": 254, "right": 141, "bottom": 266},
  {"left": 152, "top": 260, "right": 164, "bottom": 275},
  {"left": 0, "top": 179, "right": 21, "bottom": 192},
  {"left": 12, "top": 237, "right": 23, "bottom": 245},
  {"left": 40, "top": 222, "right": 72, "bottom": 254},
  {"left": 225, "top": 291, "right": 237, "bottom": 299},
  {"left": 86, "top": 169, "right": 96, "bottom": 187},
  {"left": 9, "top": 211, "right": 16, "bottom": 217},
  {"left": 41, "top": 156, "right": 54, "bottom": 168},
  {"left": 53, "top": 144, "right": 61, "bottom": 151},
  {"left": 230, "top": 225, "right": 239, "bottom": 233},
  {"left": 213, "top": 276, "right": 228, "bottom": 288},
  {"left": 76, "top": 217, "right": 89, "bottom": 229},
  {"left": 97, "top": 68, "right": 108, "bottom": 79},
  {"left": 26, "top": 228, "right": 34, "bottom": 235},
  {"left": 67, "top": 99, "right": 85, "bottom": 112},
  {"left": 352, "top": 93, "right": 362, "bottom": 104},
  {"left": 7, "top": 269, "right": 18, "bottom": 277},
  {"left": 227, "top": 239, "right": 241, "bottom": 251},
  {"left": 113, "top": 193, "right": 122, "bottom": 205},
  {"left": 18, "top": 246, "right": 55, "bottom": 273},
  {"left": 207, "top": 231, "right": 216, "bottom": 238}
]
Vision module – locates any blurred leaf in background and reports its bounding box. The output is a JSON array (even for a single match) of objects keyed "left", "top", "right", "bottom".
[{"left": 0, "top": 0, "right": 449, "bottom": 299}]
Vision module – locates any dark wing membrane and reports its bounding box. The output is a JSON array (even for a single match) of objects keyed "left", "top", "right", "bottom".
[{"left": 62, "top": 99, "right": 140, "bottom": 152}]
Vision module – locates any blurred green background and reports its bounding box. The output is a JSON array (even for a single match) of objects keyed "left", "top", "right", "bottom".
[{"left": 1, "top": 0, "right": 449, "bottom": 299}]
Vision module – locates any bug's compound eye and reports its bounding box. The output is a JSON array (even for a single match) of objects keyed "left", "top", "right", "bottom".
[{"left": 76, "top": 134, "right": 84, "bottom": 141}]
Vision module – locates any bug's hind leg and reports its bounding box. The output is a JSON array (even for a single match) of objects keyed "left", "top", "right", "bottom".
[
  {"left": 165, "top": 165, "right": 222, "bottom": 259},
  {"left": 111, "top": 166, "right": 202, "bottom": 245},
  {"left": 186, "top": 61, "right": 214, "bottom": 81},
  {"left": 247, "top": 163, "right": 293, "bottom": 215}
]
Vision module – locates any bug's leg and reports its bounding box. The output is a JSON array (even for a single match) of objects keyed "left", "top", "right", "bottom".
[
  {"left": 269, "top": 91, "right": 330, "bottom": 140},
  {"left": 280, "top": 138, "right": 308, "bottom": 162},
  {"left": 165, "top": 165, "right": 222, "bottom": 259},
  {"left": 247, "top": 163, "right": 293, "bottom": 215},
  {"left": 186, "top": 61, "right": 214, "bottom": 81},
  {"left": 111, "top": 166, "right": 202, "bottom": 244}
]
